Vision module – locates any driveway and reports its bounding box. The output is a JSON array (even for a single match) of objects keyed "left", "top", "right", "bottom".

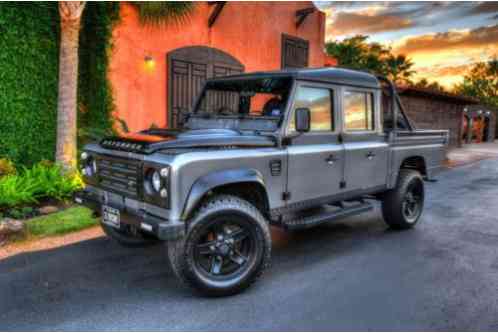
[
  {"left": 447, "top": 140, "right": 498, "bottom": 167},
  {"left": 1, "top": 158, "right": 498, "bottom": 331}
]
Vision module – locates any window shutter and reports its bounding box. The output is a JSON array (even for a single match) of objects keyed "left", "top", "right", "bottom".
[{"left": 281, "top": 34, "right": 309, "bottom": 69}]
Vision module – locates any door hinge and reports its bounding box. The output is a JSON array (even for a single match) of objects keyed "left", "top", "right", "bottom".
[
  {"left": 282, "top": 191, "right": 291, "bottom": 201},
  {"left": 340, "top": 180, "right": 346, "bottom": 189}
]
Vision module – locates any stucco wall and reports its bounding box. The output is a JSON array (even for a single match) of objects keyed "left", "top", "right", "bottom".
[
  {"left": 400, "top": 95, "right": 465, "bottom": 148},
  {"left": 109, "top": 2, "right": 327, "bottom": 131}
]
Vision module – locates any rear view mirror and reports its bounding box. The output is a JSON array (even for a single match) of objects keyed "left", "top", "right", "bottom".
[{"left": 295, "top": 108, "right": 310, "bottom": 132}]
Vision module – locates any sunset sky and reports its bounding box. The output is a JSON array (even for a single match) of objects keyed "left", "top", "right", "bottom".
[{"left": 318, "top": 1, "right": 498, "bottom": 88}]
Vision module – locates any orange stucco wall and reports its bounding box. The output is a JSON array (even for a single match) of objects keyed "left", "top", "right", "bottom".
[{"left": 109, "top": 2, "right": 328, "bottom": 131}]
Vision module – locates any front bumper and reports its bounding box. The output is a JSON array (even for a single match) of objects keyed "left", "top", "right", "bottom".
[{"left": 74, "top": 186, "right": 184, "bottom": 241}]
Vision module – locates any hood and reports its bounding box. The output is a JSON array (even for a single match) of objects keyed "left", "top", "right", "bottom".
[{"left": 99, "top": 129, "right": 276, "bottom": 154}]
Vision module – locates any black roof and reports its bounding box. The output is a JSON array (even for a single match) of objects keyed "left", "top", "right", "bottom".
[{"left": 208, "top": 67, "right": 380, "bottom": 89}]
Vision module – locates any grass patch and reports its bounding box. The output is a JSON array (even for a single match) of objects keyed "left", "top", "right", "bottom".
[{"left": 25, "top": 206, "right": 98, "bottom": 237}]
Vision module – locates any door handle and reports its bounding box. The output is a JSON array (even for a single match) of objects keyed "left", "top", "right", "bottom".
[
  {"left": 325, "top": 154, "right": 339, "bottom": 165},
  {"left": 366, "top": 152, "right": 376, "bottom": 160}
]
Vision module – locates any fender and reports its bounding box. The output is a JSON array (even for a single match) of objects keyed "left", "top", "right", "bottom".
[
  {"left": 181, "top": 168, "right": 267, "bottom": 220},
  {"left": 389, "top": 154, "right": 429, "bottom": 188}
]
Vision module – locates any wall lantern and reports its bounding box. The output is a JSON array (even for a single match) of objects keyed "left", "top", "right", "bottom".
[
  {"left": 143, "top": 55, "right": 156, "bottom": 72},
  {"left": 478, "top": 110, "right": 483, "bottom": 115},
  {"left": 463, "top": 108, "right": 468, "bottom": 113},
  {"left": 486, "top": 111, "right": 491, "bottom": 116}
]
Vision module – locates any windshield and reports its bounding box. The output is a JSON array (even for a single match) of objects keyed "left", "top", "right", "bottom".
[{"left": 193, "top": 77, "right": 292, "bottom": 120}]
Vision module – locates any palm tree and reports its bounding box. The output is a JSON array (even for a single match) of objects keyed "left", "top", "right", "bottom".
[
  {"left": 131, "top": 2, "right": 194, "bottom": 26},
  {"left": 56, "top": 1, "right": 86, "bottom": 170},
  {"left": 55, "top": 1, "right": 194, "bottom": 170},
  {"left": 384, "top": 54, "right": 415, "bottom": 85}
]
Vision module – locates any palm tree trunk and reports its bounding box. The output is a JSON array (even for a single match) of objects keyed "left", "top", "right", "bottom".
[{"left": 56, "top": 2, "right": 85, "bottom": 170}]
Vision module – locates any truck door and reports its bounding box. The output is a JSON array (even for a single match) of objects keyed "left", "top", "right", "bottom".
[
  {"left": 341, "top": 88, "right": 389, "bottom": 192},
  {"left": 285, "top": 83, "right": 346, "bottom": 205}
]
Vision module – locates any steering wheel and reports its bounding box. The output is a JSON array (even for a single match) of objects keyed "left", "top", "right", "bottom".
[{"left": 216, "top": 106, "right": 233, "bottom": 116}]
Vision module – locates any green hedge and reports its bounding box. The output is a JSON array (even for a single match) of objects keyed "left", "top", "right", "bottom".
[
  {"left": 0, "top": 3, "right": 120, "bottom": 166},
  {"left": 0, "top": 3, "right": 60, "bottom": 166},
  {"left": 78, "top": 3, "right": 120, "bottom": 147}
]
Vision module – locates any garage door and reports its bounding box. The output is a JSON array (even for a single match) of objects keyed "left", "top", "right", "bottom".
[{"left": 167, "top": 46, "right": 244, "bottom": 128}]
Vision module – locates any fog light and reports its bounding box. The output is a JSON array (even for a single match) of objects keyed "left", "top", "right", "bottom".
[
  {"left": 160, "top": 188, "right": 168, "bottom": 198},
  {"left": 160, "top": 168, "right": 169, "bottom": 178}
]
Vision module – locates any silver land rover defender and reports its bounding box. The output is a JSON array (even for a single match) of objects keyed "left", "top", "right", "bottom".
[{"left": 75, "top": 67, "right": 448, "bottom": 296}]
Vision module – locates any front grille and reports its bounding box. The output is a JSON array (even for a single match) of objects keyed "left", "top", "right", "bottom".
[{"left": 96, "top": 156, "right": 141, "bottom": 197}]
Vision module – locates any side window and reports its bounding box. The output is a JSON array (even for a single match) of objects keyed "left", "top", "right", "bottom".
[
  {"left": 344, "top": 90, "right": 374, "bottom": 131},
  {"left": 289, "top": 86, "right": 333, "bottom": 132}
]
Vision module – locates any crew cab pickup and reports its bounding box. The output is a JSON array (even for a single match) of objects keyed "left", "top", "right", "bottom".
[{"left": 75, "top": 67, "right": 448, "bottom": 296}]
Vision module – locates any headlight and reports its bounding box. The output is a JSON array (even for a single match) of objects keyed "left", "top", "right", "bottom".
[
  {"left": 83, "top": 156, "right": 96, "bottom": 177},
  {"left": 151, "top": 170, "right": 161, "bottom": 192},
  {"left": 144, "top": 166, "right": 170, "bottom": 207}
]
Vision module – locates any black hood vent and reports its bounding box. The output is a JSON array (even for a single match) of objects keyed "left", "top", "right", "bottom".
[{"left": 100, "top": 138, "right": 149, "bottom": 154}]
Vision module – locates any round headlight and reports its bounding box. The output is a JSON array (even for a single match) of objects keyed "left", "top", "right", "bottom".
[{"left": 152, "top": 170, "right": 161, "bottom": 192}]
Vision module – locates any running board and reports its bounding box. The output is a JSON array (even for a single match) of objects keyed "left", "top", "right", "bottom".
[{"left": 279, "top": 202, "right": 373, "bottom": 230}]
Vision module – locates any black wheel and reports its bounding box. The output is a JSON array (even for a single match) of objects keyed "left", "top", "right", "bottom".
[
  {"left": 101, "top": 222, "right": 158, "bottom": 248},
  {"left": 382, "top": 169, "right": 425, "bottom": 229},
  {"left": 167, "top": 195, "right": 271, "bottom": 297}
]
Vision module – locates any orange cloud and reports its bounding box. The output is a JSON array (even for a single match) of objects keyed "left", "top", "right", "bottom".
[
  {"left": 412, "top": 64, "right": 473, "bottom": 88},
  {"left": 392, "top": 24, "right": 498, "bottom": 88},
  {"left": 470, "top": 2, "right": 498, "bottom": 15},
  {"left": 393, "top": 24, "right": 498, "bottom": 55},
  {"left": 326, "top": 12, "right": 413, "bottom": 39}
]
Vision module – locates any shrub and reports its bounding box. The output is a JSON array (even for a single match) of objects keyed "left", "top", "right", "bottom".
[
  {"left": 7, "top": 206, "right": 35, "bottom": 219},
  {"left": 0, "top": 174, "right": 39, "bottom": 207},
  {"left": 0, "top": 162, "right": 83, "bottom": 209},
  {"left": 0, "top": 159, "right": 16, "bottom": 177}
]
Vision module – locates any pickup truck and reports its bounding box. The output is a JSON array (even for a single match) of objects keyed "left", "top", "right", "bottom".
[{"left": 75, "top": 67, "right": 448, "bottom": 296}]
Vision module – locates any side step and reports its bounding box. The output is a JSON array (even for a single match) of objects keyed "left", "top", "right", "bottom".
[{"left": 279, "top": 202, "right": 373, "bottom": 231}]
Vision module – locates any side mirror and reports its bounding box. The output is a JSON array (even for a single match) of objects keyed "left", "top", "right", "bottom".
[{"left": 295, "top": 108, "right": 311, "bottom": 132}]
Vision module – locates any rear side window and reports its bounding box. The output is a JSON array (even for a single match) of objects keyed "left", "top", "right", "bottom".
[
  {"left": 289, "top": 86, "right": 333, "bottom": 132},
  {"left": 344, "top": 90, "right": 374, "bottom": 131}
]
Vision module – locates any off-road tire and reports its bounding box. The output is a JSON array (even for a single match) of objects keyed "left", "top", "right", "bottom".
[
  {"left": 101, "top": 222, "right": 158, "bottom": 248},
  {"left": 167, "top": 195, "right": 271, "bottom": 297},
  {"left": 382, "top": 169, "right": 425, "bottom": 230}
]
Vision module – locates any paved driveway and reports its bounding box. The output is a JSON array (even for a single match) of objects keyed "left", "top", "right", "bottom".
[{"left": 1, "top": 159, "right": 498, "bottom": 331}]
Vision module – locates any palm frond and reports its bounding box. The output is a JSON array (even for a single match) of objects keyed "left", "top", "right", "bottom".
[{"left": 130, "top": 2, "right": 195, "bottom": 27}]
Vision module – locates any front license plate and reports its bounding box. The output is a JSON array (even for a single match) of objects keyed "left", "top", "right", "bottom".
[{"left": 102, "top": 205, "right": 120, "bottom": 228}]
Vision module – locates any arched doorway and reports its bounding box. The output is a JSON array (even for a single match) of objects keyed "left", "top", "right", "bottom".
[
  {"left": 462, "top": 114, "right": 470, "bottom": 143},
  {"left": 167, "top": 46, "right": 245, "bottom": 128},
  {"left": 483, "top": 116, "right": 491, "bottom": 142},
  {"left": 473, "top": 116, "right": 484, "bottom": 143}
]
